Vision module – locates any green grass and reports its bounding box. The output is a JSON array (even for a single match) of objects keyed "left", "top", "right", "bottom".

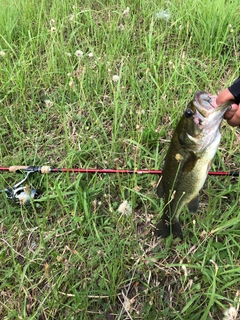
[{"left": 0, "top": 0, "right": 240, "bottom": 319}]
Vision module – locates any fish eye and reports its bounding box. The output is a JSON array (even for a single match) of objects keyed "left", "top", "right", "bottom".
[{"left": 185, "top": 108, "right": 194, "bottom": 118}]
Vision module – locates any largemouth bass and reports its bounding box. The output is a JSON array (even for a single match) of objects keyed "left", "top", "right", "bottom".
[{"left": 156, "top": 91, "right": 232, "bottom": 239}]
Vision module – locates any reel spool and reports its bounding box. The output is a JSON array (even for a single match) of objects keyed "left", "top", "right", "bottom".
[{"left": 7, "top": 185, "right": 39, "bottom": 205}]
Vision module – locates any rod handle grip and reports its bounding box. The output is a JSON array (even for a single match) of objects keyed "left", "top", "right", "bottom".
[
  {"left": 9, "top": 166, "right": 29, "bottom": 172},
  {"left": 8, "top": 166, "right": 51, "bottom": 174}
]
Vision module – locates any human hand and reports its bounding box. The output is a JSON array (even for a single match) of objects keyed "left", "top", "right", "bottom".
[{"left": 215, "top": 88, "right": 240, "bottom": 127}]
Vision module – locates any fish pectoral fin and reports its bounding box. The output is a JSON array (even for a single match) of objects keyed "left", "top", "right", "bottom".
[
  {"left": 156, "top": 178, "right": 165, "bottom": 198},
  {"left": 178, "top": 132, "right": 185, "bottom": 146},
  {"left": 182, "top": 151, "right": 198, "bottom": 173},
  {"left": 155, "top": 214, "right": 183, "bottom": 240},
  {"left": 187, "top": 195, "right": 199, "bottom": 213}
]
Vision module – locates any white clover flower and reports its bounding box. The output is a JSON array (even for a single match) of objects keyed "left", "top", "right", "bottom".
[
  {"left": 112, "top": 75, "right": 120, "bottom": 82},
  {"left": 0, "top": 51, "right": 6, "bottom": 57},
  {"left": 223, "top": 306, "right": 238, "bottom": 320},
  {"left": 88, "top": 52, "right": 94, "bottom": 58},
  {"left": 50, "top": 19, "right": 55, "bottom": 25},
  {"left": 69, "top": 81, "right": 74, "bottom": 89},
  {"left": 118, "top": 24, "right": 125, "bottom": 31},
  {"left": 75, "top": 50, "right": 83, "bottom": 58},
  {"left": 123, "top": 7, "right": 130, "bottom": 17},
  {"left": 45, "top": 99, "right": 53, "bottom": 107},
  {"left": 69, "top": 14, "right": 74, "bottom": 21},
  {"left": 155, "top": 9, "right": 171, "bottom": 21},
  {"left": 228, "top": 24, "right": 234, "bottom": 33},
  {"left": 136, "top": 124, "right": 143, "bottom": 132},
  {"left": 50, "top": 27, "right": 56, "bottom": 33},
  {"left": 117, "top": 200, "right": 132, "bottom": 215},
  {"left": 169, "top": 60, "right": 175, "bottom": 69},
  {"left": 122, "top": 291, "right": 135, "bottom": 312}
]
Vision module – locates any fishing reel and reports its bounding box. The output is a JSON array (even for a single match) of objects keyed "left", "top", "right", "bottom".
[{"left": 1, "top": 171, "right": 39, "bottom": 205}]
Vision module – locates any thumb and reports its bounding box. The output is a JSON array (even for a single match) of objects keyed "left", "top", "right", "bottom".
[{"left": 216, "top": 88, "right": 235, "bottom": 105}]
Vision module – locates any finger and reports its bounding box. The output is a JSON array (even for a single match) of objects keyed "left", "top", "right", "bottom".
[
  {"left": 224, "top": 104, "right": 239, "bottom": 120},
  {"left": 226, "top": 108, "right": 240, "bottom": 127}
]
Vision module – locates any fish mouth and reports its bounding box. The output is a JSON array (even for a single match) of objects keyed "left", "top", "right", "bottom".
[{"left": 193, "top": 91, "right": 232, "bottom": 117}]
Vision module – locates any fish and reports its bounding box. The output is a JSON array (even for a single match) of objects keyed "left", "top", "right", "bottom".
[{"left": 155, "top": 91, "right": 233, "bottom": 239}]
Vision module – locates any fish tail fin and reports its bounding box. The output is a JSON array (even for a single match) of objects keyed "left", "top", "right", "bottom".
[
  {"left": 155, "top": 214, "right": 170, "bottom": 238},
  {"left": 155, "top": 214, "right": 183, "bottom": 240},
  {"left": 171, "top": 219, "right": 183, "bottom": 240}
]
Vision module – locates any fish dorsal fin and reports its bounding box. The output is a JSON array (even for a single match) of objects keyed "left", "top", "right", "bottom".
[{"left": 187, "top": 195, "right": 199, "bottom": 213}]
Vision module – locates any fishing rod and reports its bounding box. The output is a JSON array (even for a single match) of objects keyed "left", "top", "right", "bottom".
[
  {"left": 0, "top": 165, "right": 238, "bottom": 205},
  {"left": 0, "top": 165, "right": 239, "bottom": 176}
]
